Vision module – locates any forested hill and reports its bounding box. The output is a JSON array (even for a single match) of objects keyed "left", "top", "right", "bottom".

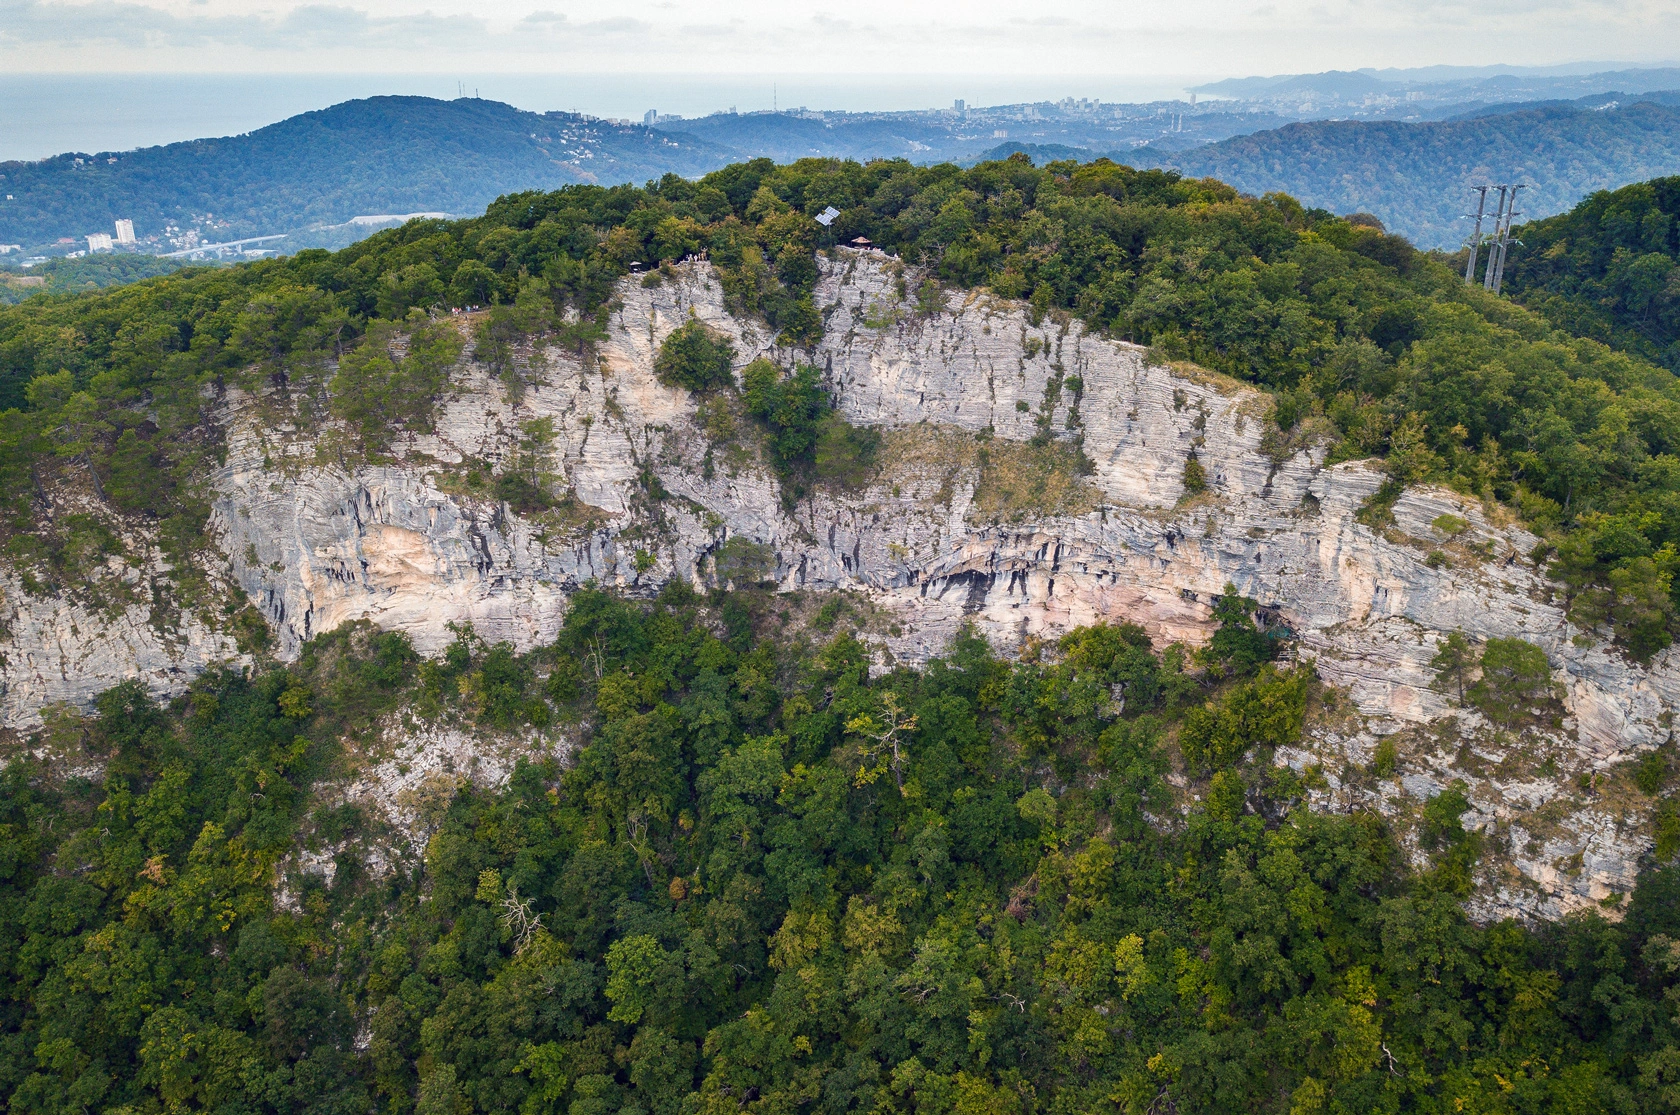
[
  {"left": 3, "top": 593, "right": 1678, "bottom": 1115},
  {"left": 1, "top": 154, "right": 1680, "bottom": 1115},
  {"left": 1137, "top": 96, "right": 1680, "bottom": 248},
  {"left": 1503, "top": 175, "right": 1680, "bottom": 372},
  {"left": 0, "top": 96, "right": 733, "bottom": 248}
]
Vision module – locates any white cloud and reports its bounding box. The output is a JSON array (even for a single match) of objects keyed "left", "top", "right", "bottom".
[{"left": 0, "top": 0, "right": 1676, "bottom": 73}]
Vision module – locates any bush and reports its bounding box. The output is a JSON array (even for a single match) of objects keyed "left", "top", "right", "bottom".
[
  {"left": 655, "top": 320, "right": 735, "bottom": 392},
  {"left": 1432, "top": 513, "right": 1469, "bottom": 536},
  {"left": 1373, "top": 736, "right": 1398, "bottom": 778},
  {"left": 1634, "top": 748, "right": 1673, "bottom": 796},
  {"left": 1420, "top": 782, "right": 1483, "bottom": 892},
  {"left": 813, "top": 413, "right": 880, "bottom": 489},
  {"left": 1206, "top": 584, "right": 1275, "bottom": 677},
  {"left": 713, "top": 536, "right": 774, "bottom": 585},
  {"left": 1181, "top": 453, "right": 1207, "bottom": 497},
  {"left": 1469, "top": 637, "right": 1553, "bottom": 726},
  {"left": 1178, "top": 664, "right": 1309, "bottom": 774}
]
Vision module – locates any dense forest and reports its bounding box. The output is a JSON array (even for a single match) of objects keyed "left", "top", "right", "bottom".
[
  {"left": 2, "top": 583, "right": 1678, "bottom": 1115},
  {"left": 1504, "top": 175, "right": 1680, "bottom": 373},
  {"left": 0, "top": 255, "right": 189, "bottom": 305},
  {"left": 1139, "top": 95, "right": 1680, "bottom": 247},
  {"left": 0, "top": 97, "right": 732, "bottom": 248}
]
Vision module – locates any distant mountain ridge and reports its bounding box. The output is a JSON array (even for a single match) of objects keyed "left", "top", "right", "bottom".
[
  {"left": 0, "top": 96, "right": 733, "bottom": 248},
  {"left": 1135, "top": 95, "right": 1680, "bottom": 248},
  {"left": 6, "top": 81, "right": 1680, "bottom": 258},
  {"left": 1192, "top": 65, "right": 1680, "bottom": 106}
]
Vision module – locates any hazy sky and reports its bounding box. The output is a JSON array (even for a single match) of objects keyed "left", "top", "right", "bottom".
[{"left": 2, "top": 0, "right": 1678, "bottom": 76}]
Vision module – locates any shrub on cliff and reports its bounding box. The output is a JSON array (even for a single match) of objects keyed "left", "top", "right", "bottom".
[
  {"left": 654, "top": 319, "right": 735, "bottom": 392},
  {"left": 1470, "top": 636, "right": 1555, "bottom": 726}
]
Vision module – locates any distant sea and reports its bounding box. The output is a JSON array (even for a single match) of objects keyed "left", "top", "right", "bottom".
[{"left": 0, "top": 72, "right": 1207, "bottom": 164}]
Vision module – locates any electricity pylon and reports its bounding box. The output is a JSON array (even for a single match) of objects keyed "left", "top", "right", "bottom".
[
  {"left": 1489, "top": 184, "right": 1524, "bottom": 294},
  {"left": 1463, "top": 185, "right": 1490, "bottom": 284},
  {"left": 1482, "top": 186, "right": 1509, "bottom": 290}
]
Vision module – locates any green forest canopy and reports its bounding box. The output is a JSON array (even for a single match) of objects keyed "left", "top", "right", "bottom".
[
  {"left": 1504, "top": 174, "right": 1680, "bottom": 374},
  {"left": 0, "top": 255, "right": 190, "bottom": 306},
  {"left": 2, "top": 586, "right": 1678, "bottom": 1115},
  {"left": 0, "top": 154, "right": 1677, "bottom": 658}
]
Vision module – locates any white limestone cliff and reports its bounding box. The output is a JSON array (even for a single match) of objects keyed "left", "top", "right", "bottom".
[{"left": 1, "top": 251, "right": 1670, "bottom": 921}]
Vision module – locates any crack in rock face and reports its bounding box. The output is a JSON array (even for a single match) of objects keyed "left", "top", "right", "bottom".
[{"left": 3, "top": 253, "right": 1673, "bottom": 922}]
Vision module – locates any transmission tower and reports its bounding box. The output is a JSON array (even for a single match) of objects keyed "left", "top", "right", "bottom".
[
  {"left": 1463, "top": 185, "right": 1490, "bottom": 284},
  {"left": 1489, "top": 184, "right": 1524, "bottom": 294},
  {"left": 1482, "top": 186, "right": 1509, "bottom": 290}
]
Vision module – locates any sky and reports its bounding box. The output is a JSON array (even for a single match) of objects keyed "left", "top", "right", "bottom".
[{"left": 3, "top": 0, "right": 1679, "bottom": 77}]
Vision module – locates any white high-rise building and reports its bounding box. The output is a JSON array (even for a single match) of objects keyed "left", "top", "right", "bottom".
[
  {"left": 114, "top": 219, "right": 136, "bottom": 245},
  {"left": 86, "top": 233, "right": 114, "bottom": 252}
]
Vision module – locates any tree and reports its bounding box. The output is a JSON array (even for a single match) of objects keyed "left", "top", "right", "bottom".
[
  {"left": 1181, "top": 452, "right": 1208, "bottom": 497},
  {"left": 1206, "top": 583, "right": 1274, "bottom": 676},
  {"left": 847, "top": 691, "right": 919, "bottom": 789},
  {"left": 654, "top": 319, "right": 734, "bottom": 391},
  {"left": 449, "top": 259, "right": 499, "bottom": 307},
  {"left": 712, "top": 536, "right": 773, "bottom": 586},
  {"left": 376, "top": 263, "right": 444, "bottom": 318},
  {"left": 605, "top": 935, "right": 673, "bottom": 1024},
  {"left": 104, "top": 428, "right": 171, "bottom": 515},
  {"left": 1430, "top": 630, "right": 1474, "bottom": 704}
]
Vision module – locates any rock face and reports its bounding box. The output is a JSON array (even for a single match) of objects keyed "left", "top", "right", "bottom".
[
  {"left": 0, "top": 570, "right": 240, "bottom": 726},
  {"left": 2, "top": 251, "right": 1671, "bottom": 920}
]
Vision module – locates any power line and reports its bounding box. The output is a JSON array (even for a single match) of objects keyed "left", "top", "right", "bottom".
[{"left": 1462, "top": 182, "right": 1525, "bottom": 293}]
